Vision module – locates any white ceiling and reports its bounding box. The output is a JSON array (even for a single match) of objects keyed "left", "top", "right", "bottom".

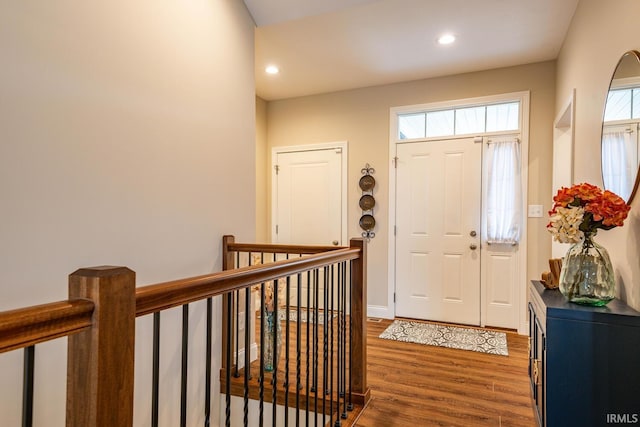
[{"left": 246, "top": 0, "right": 579, "bottom": 101}]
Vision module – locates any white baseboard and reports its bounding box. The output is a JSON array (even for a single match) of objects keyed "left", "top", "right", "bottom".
[
  {"left": 518, "top": 320, "right": 529, "bottom": 336},
  {"left": 367, "top": 304, "right": 394, "bottom": 319},
  {"left": 236, "top": 342, "right": 258, "bottom": 369}
]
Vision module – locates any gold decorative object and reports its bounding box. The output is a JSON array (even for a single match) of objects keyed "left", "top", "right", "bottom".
[{"left": 541, "top": 258, "right": 563, "bottom": 289}]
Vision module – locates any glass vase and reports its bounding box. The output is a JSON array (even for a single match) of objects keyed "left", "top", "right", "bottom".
[
  {"left": 262, "top": 309, "right": 282, "bottom": 372},
  {"left": 559, "top": 231, "right": 615, "bottom": 306}
]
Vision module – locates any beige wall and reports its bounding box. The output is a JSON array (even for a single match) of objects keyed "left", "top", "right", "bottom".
[
  {"left": 556, "top": 0, "right": 640, "bottom": 310},
  {"left": 265, "top": 61, "right": 555, "bottom": 312},
  {"left": 0, "top": 0, "right": 255, "bottom": 425}
]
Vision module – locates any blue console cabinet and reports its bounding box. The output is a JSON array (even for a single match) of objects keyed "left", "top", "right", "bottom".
[{"left": 528, "top": 280, "right": 640, "bottom": 427}]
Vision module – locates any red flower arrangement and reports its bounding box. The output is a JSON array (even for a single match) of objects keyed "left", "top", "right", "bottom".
[{"left": 547, "top": 183, "right": 630, "bottom": 243}]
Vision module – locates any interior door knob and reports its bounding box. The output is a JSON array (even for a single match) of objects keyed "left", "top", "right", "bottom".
[
  {"left": 332, "top": 240, "right": 339, "bottom": 246},
  {"left": 470, "top": 243, "right": 478, "bottom": 250}
]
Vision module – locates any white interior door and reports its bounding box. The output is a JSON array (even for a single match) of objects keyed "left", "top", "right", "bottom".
[
  {"left": 273, "top": 147, "right": 344, "bottom": 246},
  {"left": 395, "top": 138, "right": 481, "bottom": 326},
  {"left": 272, "top": 144, "right": 346, "bottom": 310}
]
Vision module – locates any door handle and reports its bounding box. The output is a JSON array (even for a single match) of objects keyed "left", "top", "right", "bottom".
[
  {"left": 332, "top": 240, "right": 339, "bottom": 246},
  {"left": 470, "top": 244, "right": 478, "bottom": 250}
]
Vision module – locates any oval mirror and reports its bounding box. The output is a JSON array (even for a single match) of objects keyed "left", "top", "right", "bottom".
[{"left": 601, "top": 50, "right": 640, "bottom": 203}]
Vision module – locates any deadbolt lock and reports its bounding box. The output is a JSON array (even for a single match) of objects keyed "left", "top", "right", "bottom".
[{"left": 470, "top": 230, "right": 477, "bottom": 237}]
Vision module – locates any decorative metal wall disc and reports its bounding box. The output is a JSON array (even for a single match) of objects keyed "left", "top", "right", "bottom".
[
  {"left": 359, "top": 194, "right": 376, "bottom": 210},
  {"left": 359, "top": 175, "right": 375, "bottom": 191},
  {"left": 359, "top": 214, "right": 376, "bottom": 231}
]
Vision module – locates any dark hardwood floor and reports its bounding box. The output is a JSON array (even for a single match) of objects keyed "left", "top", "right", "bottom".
[{"left": 355, "top": 318, "right": 536, "bottom": 427}]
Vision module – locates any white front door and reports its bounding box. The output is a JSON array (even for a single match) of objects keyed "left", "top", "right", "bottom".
[
  {"left": 395, "top": 137, "right": 481, "bottom": 325},
  {"left": 273, "top": 146, "right": 345, "bottom": 246}
]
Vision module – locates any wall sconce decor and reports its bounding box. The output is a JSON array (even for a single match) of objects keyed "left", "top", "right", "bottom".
[{"left": 359, "top": 163, "right": 376, "bottom": 240}]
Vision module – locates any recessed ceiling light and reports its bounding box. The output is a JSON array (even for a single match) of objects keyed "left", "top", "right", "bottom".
[
  {"left": 437, "top": 34, "right": 456, "bottom": 45},
  {"left": 265, "top": 65, "right": 280, "bottom": 75}
]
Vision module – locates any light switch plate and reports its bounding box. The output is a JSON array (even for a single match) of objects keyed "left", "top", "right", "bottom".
[{"left": 528, "top": 204, "right": 544, "bottom": 218}]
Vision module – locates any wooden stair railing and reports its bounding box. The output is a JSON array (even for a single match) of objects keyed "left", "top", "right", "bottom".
[
  {"left": 221, "top": 236, "right": 370, "bottom": 426},
  {"left": 0, "top": 267, "right": 137, "bottom": 427},
  {"left": 0, "top": 236, "right": 369, "bottom": 427}
]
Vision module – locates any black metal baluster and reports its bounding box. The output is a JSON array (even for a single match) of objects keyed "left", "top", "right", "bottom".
[
  {"left": 180, "top": 304, "right": 189, "bottom": 427},
  {"left": 244, "top": 286, "right": 251, "bottom": 427},
  {"left": 259, "top": 277, "right": 265, "bottom": 427},
  {"left": 329, "top": 264, "right": 335, "bottom": 427},
  {"left": 296, "top": 271, "right": 302, "bottom": 427},
  {"left": 311, "top": 268, "right": 317, "bottom": 396},
  {"left": 205, "top": 299, "right": 212, "bottom": 427},
  {"left": 272, "top": 274, "right": 279, "bottom": 427},
  {"left": 336, "top": 264, "right": 342, "bottom": 427},
  {"left": 284, "top": 254, "right": 291, "bottom": 426},
  {"left": 235, "top": 253, "right": 241, "bottom": 378},
  {"left": 340, "top": 260, "right": 351, "bottom": 406},
  {"left": 285, "top": 272, "right": 291, "bottom": 426},
  {"left": 305, "top": 270, "right": 311, "bottom": 427},
  {"left": 337, "top": 263, "right": 343, "bottom": 416},
  {"left": 338, "top": 262, "right": 344, "bottom": 418},
  {"left": 348, "top": 261, "right": 353, "bottom": 412},
  {"left": 338, "top": 263, "right": 344, "bottom": 416},
  {"left": 243, "top": 252, "right": 253, "bottom": 427},
  {"left": 271, "top": 253, "right": 278, "bottom": 426},
  {"left": 314, "top": 268, "right": 319, "bottom": 427},
  {"left": 341, "top": 261, "right": 348, "bottom": 420},
  {"left": 322, "top": 266, "right": 329, "bottom": 427},
  {"left": 152, "top": 312, "right": 161, "bottom": 427},
  {"left": 338, "top": 262, "right": 347, "bottom": 406},
  {"left": 22, "top": 345, "right": 34, "bottom": 427},
  {"left": 226, "top": 293, "right": 232, "bottom": 427}
]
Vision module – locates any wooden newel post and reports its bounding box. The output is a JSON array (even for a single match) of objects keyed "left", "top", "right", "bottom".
[
  {"left": 222, "top": 235, "right": 236, "bottom": 272},
  {"left": 350, "top": 238, "right": 371, "bottom": 406},
  {"left": 66, "top": 266, "right": 136, "bottom": 427},
  {"left": 221, "top": 235, "right": 235, "bottom": 371}
]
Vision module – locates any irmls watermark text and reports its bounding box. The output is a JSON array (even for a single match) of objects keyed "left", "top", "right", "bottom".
[{"left": 607, "top": 413, "right": 639, "bottom": 424}]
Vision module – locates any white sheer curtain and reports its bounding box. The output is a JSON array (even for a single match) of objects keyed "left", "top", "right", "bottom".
[
  {"left": 486, "top": 139, "right": 521, "bottom": 244},
  {"left": 602, "top": 126, "right": 637, "bottom": 201}
]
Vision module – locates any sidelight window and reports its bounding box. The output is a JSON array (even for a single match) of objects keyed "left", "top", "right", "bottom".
[{"left": 485, "top": 138, "right": 522, "bottom": 244}]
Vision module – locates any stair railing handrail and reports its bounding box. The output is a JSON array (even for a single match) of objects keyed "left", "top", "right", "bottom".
[
  {"left": 136, "top": 246, "right": 359, "bottom": 316},
  {"left": 0, "top": 246, "right": 360, "bottom": 353},
  {"left": 225, "top": 241, "right": 346, "bottom": 254},
  {"left": 0, "top": 299, "right": 95, "bottom": 354}
]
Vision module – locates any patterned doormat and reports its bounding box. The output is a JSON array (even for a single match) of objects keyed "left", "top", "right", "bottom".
[{"left": 379, "top": 320, "right": 509, "bottom": 356}]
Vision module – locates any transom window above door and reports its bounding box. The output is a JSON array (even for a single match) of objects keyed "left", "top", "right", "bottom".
[{"left": 398, "top": 101, "right": 519, "bottom": 140}]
